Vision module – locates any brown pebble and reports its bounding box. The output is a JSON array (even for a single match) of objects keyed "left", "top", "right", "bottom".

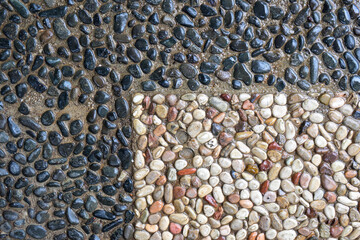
[
  {"left": 213, "top": 112, "right": 225, "bottom": 123},
  {"left": 321, "top": 174, "right": 338, "bottom": 191},
  {"left": 324, "top": 192, "right": 337, "bottom": 203},
  {"left": 191, "top": 176, "right": 202, "bottom": 188},
  {"left": 242, "top": 100, "right": 254, "bottom": 110},
  {"left": 228, "top": 193, "right": 240, "bottom": 204},
  {"left": 277, "top": 197, "right": 289, "bottom": 208},
  {"left": 206, "top": 107, "right": 218, "bottom": 119},
  {"left": 330, "top": 225, "right": 343, "bottom": 237},
  {"left": 218, "top": 132, "right": 233, "bottom": 146},
  {"left": 291, "top": 172, "right": 301, "bottom": 185},
  {"left": 40, "top": 30, "right": 53, "bottom": 43},
  {"left": 92, "top": 76, "right": 106, "bottom": 88},
  {"left": 167, "top": 107, "right": 178, "bottom": 122},
  {"left": 345, "top": 170, "right": 357, "bottom": 178},
  {"left": 259, "top": 160, "right": 272, "bottom": 171},
  {"left": 162, "top": 150, "right": 176, "bottom": 162},
  {"left": 148, "top": 133, "right": 159, "bottom": 148},
  {"left": 173, "top": 186, "right": 186, "bottom": 199},
  {"left": 149, "top": 201, "right": 164, "bottom": 214},
  {"left": 186, "top": 188, "right": 197, "bottom": 198},
  {"left": 156, "top": 175, "right": 167, "bottom": 185},
  {"left": 248, "top": 232, "right": 257, "bottom": 240},
  {"left": 305, "top": 207, "right": 317, "bottom": 218},
  {"left": 260, "top": 180, "right": 269, "bottom": 194},
  {"left": 153, "top": 124, "right": 166, "bottom": 136},
  {"left": 143, "top": 96, "right": 151, "bottom": 109},
  {"left": 323, "top": 151, "right": 338, "bottom": 163}
]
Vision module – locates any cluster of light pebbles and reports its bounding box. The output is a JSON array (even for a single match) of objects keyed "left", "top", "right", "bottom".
[{"left": 132, "top": 91, "right": 360, "bottom": 240}]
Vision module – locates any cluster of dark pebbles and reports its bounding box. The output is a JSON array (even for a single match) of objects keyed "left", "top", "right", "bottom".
[{"left": 0, "top": 0, "right": 138, "bottom": 239}]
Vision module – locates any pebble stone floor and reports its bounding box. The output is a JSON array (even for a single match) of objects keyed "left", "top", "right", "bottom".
[
  {"left": 131, "top": 92, "right": 360, "bottom": 240},
  {"left": 0, "top": 0, "right": 359, "bottom": 239}
]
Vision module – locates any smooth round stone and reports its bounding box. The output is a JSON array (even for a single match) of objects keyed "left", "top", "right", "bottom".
[
  {"left": 283, "top": 218, "right": 298, "bottom": 230},
  {"left": 308, "top": 113, "right": 323, "bottom": 124},
  {"left": 272, "top": 105, "right": 287, "bottom": 118},
  {"left": 309, "top": 176, "right": 321, "bottom": 192},
  {"left": 315, "top": 136, "right": 327, "bottom": 148},
  {"left": 219, "top": 158, "right": 231, "bottom": 168},
  {"left": 277, "top": 230, "right": 296, "bottom": 240},
  {"left": 284, "top": 140, "right": 297, "bottom": 153},
  {"left": 331, "top": 161, "right": 345, "bottom": 172},
  {"left": 26, "top": 225, "right": 47, "bottom": 239},
  {"left": 281, "top": 179, "right": 295, "bottom": 192},
  {"left": 329, "top": 97, "right": 346, "bottom": 108},
  {"left": 187, "top": 121, "right": 202, "bottom": 138},
  {"left": 324, "top": 205, "right": 336, "bottom": 219},
  {"left": 266, "top": 229, "right": 277, "bottom": 239},
  {"left": 250, "top": 190, "right": 262, "bottom": 205},
  {"left": 302, "top": 99, "right": 319, "bottom": 111},
  {"left": 259, "top": 94, "right": 273, "bottom": 108},
  {"left": 197, "top": 132, "right": 214, "bottom": 144},
  {"left": 197, "top": 168, "right": 210, "bottom": 180},
  {"left": 285, "top": 121, "right": 296, "bottom": 140},
  {"left": 279, "top": 166, "right": 292, "bottom": 179}
]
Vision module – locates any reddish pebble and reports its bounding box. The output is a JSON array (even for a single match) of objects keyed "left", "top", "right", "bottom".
[
  {"left": 156, "top": 175, "right": 166, "bottom": 185},
  {"left": 323, "top": 151, "right": 338, "bottom": 163},
  {"left": 259, "top": 160, "right": 272, "bottom": 171},
  {"left": 148, "top": 102, "right": 156, "bottom": 115},
  {"left": 300, "top": 172, "right": 311, "bottom": 188},
  {"left": 268, "top": 142, "right": 282, "bottom": 151},
  {"left": 213, "top": 112, "right": 225, "bottom": 123},
  {"left": 154, "top": 124, "right": 166, "bottom": 136},
  {"left": 291, "top": 172, "right": 302, "bottom": 185},
  {"left": 145, "top": 148, "right": 153, "bottom": 164},
  {"left": 162, "top": 150, "right": 176, "bottom": 162},
  {"left": 148, "top": 134, "right": 159, "bottom": 148},
  {"left": 213, "top": 206, "right": 223, "bottom": 220},
  {"left": 205, "top": 195, "right": 218, "bottom": 208},
  {"left": 248, "top": 232, "right": 257, "bottom": 240},
  {"left": 206, "top": 107, "right": 218, "bottom": 119},
  {"left": 260, "top": 180, "right": 269, "bottom": 194},
  {"left": 345, "top": 170, "right": 357, "bottom": 178},
  {"left": 330, "top": 225, "right": 343, "bottom": 237},
  {"left": 169, "top": 223, "right": 182, "bottom": 234},
  {"left": 177, "top": 168, "right": 196, "bottom": 176},
  {"left": 305, "top": 207, "right": 317, "bottom": 218},
  {"left": 228, "top": 193, "right": 240, "bottom": 203},
  {"left": 256, "top": 233, "right": 265, "bottom": 240},
  {"left": 191, "top": 176, "right": 202, "bottom": 188},
  {"left": 173, "top": 186, "right": 186, "bottom": 199},
  {"left": 186, "top": 188, "right": 197, "bottom": 198},
  {"left": 143, "top": 96, "right": 151, "bottom": 109},
  {"left": 149, "top": 201, "right": 164, "bottom": 213},
  {"left": 238, "top": 109, "right": 247, "bottom": 121},
  {"left": 218, "top": 132, "right": 233, "bottom": 146},
  {"left": 217, "top": 237, "right": 226, "bottom": 240},
  {"left": 242, "top": 100, "right": 254, "bottom": 110},
  {"left": 298, "top": 227, "right": 312, "bottom": 236},
  {"left": 321, "top": 174, "right": 338, "bottom": 191},
  {"left": 324, "top": 192, "right": 337, "bottom": 203},
  {"left": 220, "top": 93, "right": 231, "bottom": 102},
  {"left": 167, "top": 107, "right": 178, "bottom": 122}
]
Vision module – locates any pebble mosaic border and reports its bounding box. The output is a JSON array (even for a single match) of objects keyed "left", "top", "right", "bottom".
[{"left": 132, "top": 92, "right": 360, "bottom": 240}]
